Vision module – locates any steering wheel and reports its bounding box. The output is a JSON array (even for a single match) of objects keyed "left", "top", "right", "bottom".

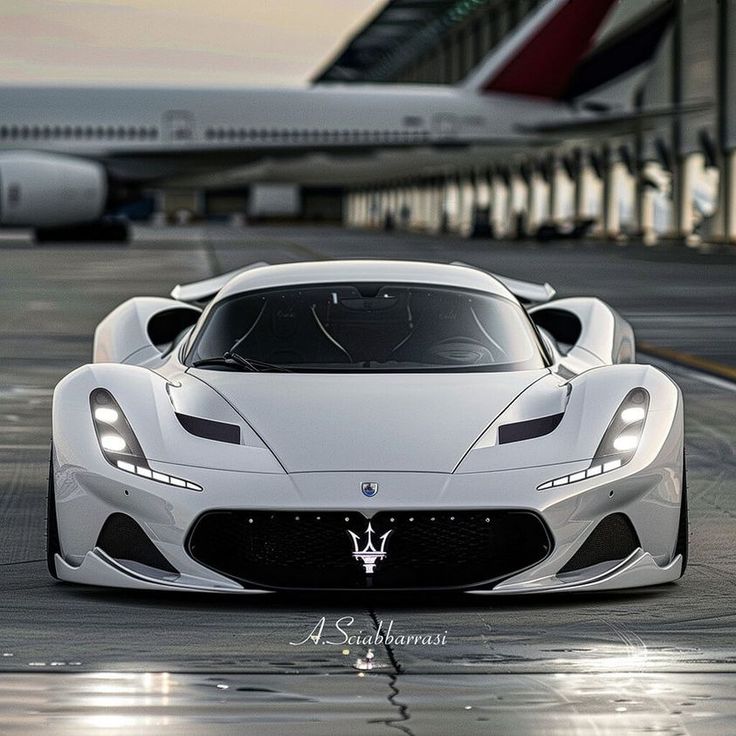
[{"left": 425, "top": 336, "right": 495, "bottom": 365}]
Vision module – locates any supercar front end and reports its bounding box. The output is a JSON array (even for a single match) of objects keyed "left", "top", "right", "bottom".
[{"left": 48, "top": 260, "right": 687, "bottom": 594}]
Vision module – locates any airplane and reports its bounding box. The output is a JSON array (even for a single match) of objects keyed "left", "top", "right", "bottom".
[{"left": 0, "top": 0, "right": 675, "bottom": 240}]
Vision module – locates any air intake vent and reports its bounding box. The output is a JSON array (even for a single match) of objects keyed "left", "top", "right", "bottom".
[
  {"left": 97, "top": 513, "right": 177, "bottom": 574},
  {"left": 498, "top": 413, "right": 564, "bottom": 444},
  {"left": 559, "top": 513, "right": 640, "bottom": 574},
  {"left": 175, "top": 413, "right": 240, "bottom": 445}
]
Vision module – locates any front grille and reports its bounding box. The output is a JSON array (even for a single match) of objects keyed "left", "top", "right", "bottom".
[{"left": 186, "top": 510, "right": 552, "bottom": 590}]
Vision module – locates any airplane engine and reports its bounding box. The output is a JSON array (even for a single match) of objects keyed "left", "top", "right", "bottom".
[{"left": 0, "top": 151, "right": 106, "bottom": 227}]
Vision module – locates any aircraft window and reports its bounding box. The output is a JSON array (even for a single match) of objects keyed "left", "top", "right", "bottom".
[
  {"left": 149, "top": 127, "right": 159, "bottom": 138},
  {"left": 205, "top": 128, "right": 214, "bottom": 139},
  {"left": 31, "top": 127, "right": 40, "bottom": 138},
  {"left": 259, "top": 129, "right": 268, "bottom": 138},
  {"left": 127, "top": 126, "right": 137, "bottom": 138},
  {"left": 116, "top": 126, "right": 126, "bottom": 138},
  {"left": 21, "top": 126, "right": 29, "bottom": 138},
  {"left": 84, "top": 126, "right": 93, "bottom": 138},
  {"left": 0, "top": 126, "right": 7, "bottom": 138}
]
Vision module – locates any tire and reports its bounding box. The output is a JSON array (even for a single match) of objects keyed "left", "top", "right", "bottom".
[
  {"left": 46, "top": 445, "right": 61, "bottom": 580},
  {"left": 675, "top": 455, "right": 689, "bottom": 576},
  {"left": 34, "top": 220, "right": 130, "bottom": 244}
]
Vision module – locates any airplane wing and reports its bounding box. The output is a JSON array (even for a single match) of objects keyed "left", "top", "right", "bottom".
[{"left": 517, "top": 101, "right": 713, "bottom": 138}]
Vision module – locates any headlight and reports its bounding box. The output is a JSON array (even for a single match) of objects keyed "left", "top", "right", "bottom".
[
  {"left": 538, "top": 388, "right": 649, "bottom": 490},
  {"left": 90, "top": 388, "right": 202, "bottom": 491}
]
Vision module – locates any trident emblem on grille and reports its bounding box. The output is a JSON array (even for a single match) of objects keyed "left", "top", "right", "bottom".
[{"left": 348, "top": 522, "right": 392, "bottom": 574}]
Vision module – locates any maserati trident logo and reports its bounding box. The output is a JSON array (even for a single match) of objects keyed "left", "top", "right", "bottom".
[
  {"left": 361, "top": 481, "right": 379, "bottom": 498},
  {"left": 348, "top": 522, "right": 392, "bottom": 574}
]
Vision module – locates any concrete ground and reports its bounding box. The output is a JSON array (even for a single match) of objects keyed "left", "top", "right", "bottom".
[{"left": 0, "top": 225, "right": 735, "bottom": 734}]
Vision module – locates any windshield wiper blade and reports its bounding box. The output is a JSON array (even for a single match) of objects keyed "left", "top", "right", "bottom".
[
  {"left": 192, "top": 353, "right": 291, "bottom": 372},
  {"left": 191, "top": 356, "right": 250, "bottom": 371},
  {"left": 223, "top": 351, "right": 291, "bottom": 372}
]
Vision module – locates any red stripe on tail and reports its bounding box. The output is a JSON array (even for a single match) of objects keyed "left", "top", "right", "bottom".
[{"left": 482, "top": 0, "right": 619, "bottom": 99}]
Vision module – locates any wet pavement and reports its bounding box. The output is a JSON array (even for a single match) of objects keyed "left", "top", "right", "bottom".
[
  {"left": 0, "top": 225, "right": 735, "bottom": 733},
  {"left": 1, "top": 671, "right": 735, "bottom": 735}
]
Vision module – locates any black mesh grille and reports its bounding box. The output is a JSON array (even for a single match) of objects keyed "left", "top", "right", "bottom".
[
  {"left": 97, "top": 513, "right": 178, "bottom": 574},
  {"left": 559, "top": 513, "right": 640, "bottom": 574},
  {"left": 186, "top": 510, "right": 552, "bottom": 590}
]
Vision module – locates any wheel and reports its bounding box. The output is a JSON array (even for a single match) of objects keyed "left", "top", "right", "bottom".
[
  {"left": 46, "top": 445, "right": 61, "bottom": 580},
  {"left": 675, "top": 454, "right": 689, "bottom": 576},
  {"left": 34, "top": 220, "right": 130, "bottom": 244}
]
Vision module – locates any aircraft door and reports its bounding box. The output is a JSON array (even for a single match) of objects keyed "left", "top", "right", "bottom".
[
  {"left": 163, "top": 110, "right": 196, "bottom": 142},
  {"left": 431, "top": 113, "right": 460, "bottom": 140}
]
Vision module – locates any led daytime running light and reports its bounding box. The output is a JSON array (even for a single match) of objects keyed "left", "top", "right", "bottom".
[{"left": 115, "top": 460, "right": 201, "bottom": 491}]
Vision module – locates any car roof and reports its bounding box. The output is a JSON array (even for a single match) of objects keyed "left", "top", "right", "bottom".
[{"left": 212, "top": 260, "right": 515, "bottom": 303}]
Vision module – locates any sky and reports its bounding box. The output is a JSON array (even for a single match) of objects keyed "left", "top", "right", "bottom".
[{"left": 0, "top": 0, "right": 384, "bottom": 86}]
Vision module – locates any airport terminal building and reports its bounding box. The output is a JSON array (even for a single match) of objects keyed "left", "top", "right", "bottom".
[{"left": 312, "top": 0, "right": 734, "bottom": 245}]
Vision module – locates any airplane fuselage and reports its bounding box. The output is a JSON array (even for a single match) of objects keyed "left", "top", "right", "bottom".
[{"left": 0, "top": 84, "right": 568, "bottom": 184}]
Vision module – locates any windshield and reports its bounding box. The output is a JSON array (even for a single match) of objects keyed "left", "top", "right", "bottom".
[{"left": 186, "top": 283, "right": 548, "bottom": 372}]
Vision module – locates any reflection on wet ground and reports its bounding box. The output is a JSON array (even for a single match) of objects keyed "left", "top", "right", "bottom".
[{"left": 1, "top": 670, "right": 735, "bottom": 735}]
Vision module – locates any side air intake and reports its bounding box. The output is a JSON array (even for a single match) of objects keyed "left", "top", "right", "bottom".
[
  {"left": 559, "top": 513, "right": 640, "bottom": 574},
  {"left": 96, "top": 513, "right": 178, "bottom": 574}
]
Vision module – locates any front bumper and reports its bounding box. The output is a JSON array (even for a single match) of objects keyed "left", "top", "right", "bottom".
[
  {"left": 55, "top": 547, "right": 683, "bottom": 593},
  {"left": 53, "top": 409, "right": 685, "bottom": 594}
]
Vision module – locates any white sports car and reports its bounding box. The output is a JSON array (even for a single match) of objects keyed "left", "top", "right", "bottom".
[{"left": 49, "top": 260, "right": 687, "bottom": 593}]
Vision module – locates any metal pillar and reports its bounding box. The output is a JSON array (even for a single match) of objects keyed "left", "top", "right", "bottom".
[
  {"left": 637, "top": 163, "right": 659, "bottom": 246},
  {"left": 603, "top": 161, "right": 622, "bottom": 239},
  {"left": 674, "top": 153, "right": 700, "bottom": 243},
  {"left": 550, "top": 160, "right": 573, "bottom": 223},
  {"left": 527, "top": 167, "right": 549, "bottom": 233},
  {"left": 510, "top": 171, "right": 528, "bottom": 239},
  {"left": 491, "top": 173, "right": 510, "bottom": 238},
  {"left": 715, "top": 0, "right": 736, "bottom": 242}
]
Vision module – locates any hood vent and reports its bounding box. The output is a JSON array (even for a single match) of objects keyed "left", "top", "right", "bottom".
[{"left": 175, "top": 413, "right": 240, "bottom": 445}]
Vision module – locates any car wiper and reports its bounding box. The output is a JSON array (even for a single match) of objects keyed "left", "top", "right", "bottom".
[
  {"left": 224, "top": 351, "right": 291, "bottom": 373},
  {"left": 191, "top": 355, "right": 250, "bottom": 371},
  {"left": 191, "top": 353, "right": 290, "bottom": 372}
]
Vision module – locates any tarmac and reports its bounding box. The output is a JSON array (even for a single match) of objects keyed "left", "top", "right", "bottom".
[{"left": 0, "top": 225, "right": 735, "bottom": 734}]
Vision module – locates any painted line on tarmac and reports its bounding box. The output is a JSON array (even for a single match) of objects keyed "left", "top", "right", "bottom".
[
  {"left": 640, "top": 355, "right": 736, "bottom": 394},
  {"left": 639, "top": 341, "right": 736, "bottom": 385}
]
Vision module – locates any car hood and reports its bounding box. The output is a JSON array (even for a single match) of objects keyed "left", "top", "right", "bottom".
[{"left": 189, "top": 369, "right": 548, "bottom": 472}]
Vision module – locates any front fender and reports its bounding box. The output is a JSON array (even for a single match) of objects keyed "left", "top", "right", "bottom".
[
  {"left": 457, "top": 363, "right": 681, "bottom": 474},
  {"left": 52, "top": 363, "right": 284, "bottom": 474}
]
